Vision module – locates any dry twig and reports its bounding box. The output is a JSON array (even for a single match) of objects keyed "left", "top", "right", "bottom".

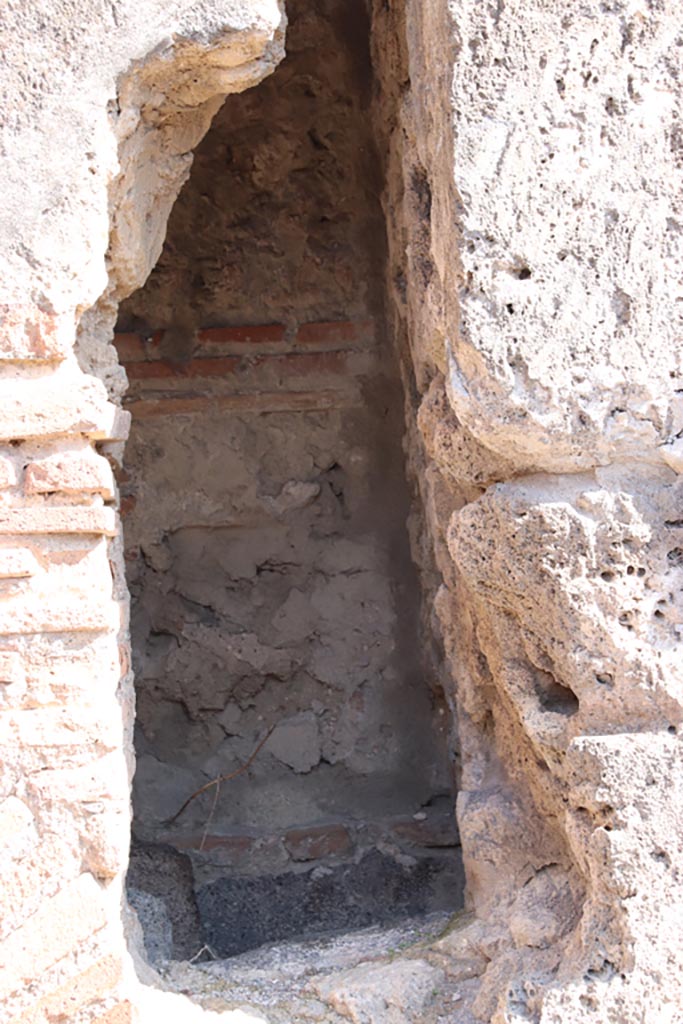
[{"left": 163, "top": 725, "right": 275, "bottom": 828}]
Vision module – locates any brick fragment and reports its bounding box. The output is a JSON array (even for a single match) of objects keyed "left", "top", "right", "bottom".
[
  {"left": 0, "top": 305, "right": 69, "bottom": 362},
  {"left": 0, "top": 507, "right": 116, "bottom": 536},
  {"left": 284, "top": 824, "right": 352, "bottom": 861},
  {"left": 25, "top": 449, "right": 115, "bottom": 499},
  {"left": 0, "top": 874, "right": 107, "bottom": 1001}
]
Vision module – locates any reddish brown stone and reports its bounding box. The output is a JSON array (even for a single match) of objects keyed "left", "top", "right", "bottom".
[
  {"left": 390, "top": 815, "right": 459, "bottom": 848},
  {"left": 284, "top": 823, "right": 352, "bottom": 862}
]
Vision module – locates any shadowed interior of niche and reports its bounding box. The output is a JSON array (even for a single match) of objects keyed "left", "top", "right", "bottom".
[{"left": 116, "top": 0, "right": 463, "bottom": 964}]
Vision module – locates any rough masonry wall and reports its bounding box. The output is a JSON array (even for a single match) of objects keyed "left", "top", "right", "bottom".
[
  {"left": 1, "top": 0, "right": 682, "bottom": 1021},
  {"left": 373, "top": 0, "right": 683, "bottom": 1021},
  {"left": 0, "top": 2, "right": 287, "bottom": 1021}
]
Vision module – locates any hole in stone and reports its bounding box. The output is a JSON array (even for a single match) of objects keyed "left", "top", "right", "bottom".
[
  {"left": 532, "top": 668, "right": 579, "bottom": 716},
  {"left": 667, "top": 547, "right": 683, "bottom": 567},
  {"left": 517, "top": 266, "right": 532, "bottom": 280},
  {"left": 115, "top": 0, "right": 464, "bottom": 980}
]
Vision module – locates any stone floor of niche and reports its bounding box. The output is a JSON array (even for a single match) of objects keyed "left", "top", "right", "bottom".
[{"left": 155, "top": 910, "right": 483, "bottom": 1024}]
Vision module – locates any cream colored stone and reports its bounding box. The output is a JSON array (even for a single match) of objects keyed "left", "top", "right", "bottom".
[
  {"left": 0, "top": 507, "right": 116, "bottom": 536},
  {"left": 25, "top": 447, "right": 115, "bottom": 498},
  {"left": 0, "top": 549, "right": 39, "bottom": 578},
  {"left": 0, "top": 456, "right": 17, "bottom": 490}
]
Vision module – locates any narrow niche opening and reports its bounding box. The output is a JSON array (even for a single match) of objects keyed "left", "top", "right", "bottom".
[{"left": 116, "top": 0, "right": 463, "bottom": 972}]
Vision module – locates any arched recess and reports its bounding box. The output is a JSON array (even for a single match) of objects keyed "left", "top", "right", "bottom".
[{"left": 113, "top": 0, "right": 463, "bottom": 969}]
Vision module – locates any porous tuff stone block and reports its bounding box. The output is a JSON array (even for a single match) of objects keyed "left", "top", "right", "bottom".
[
  {"left": 0, "top": 507, "right": 116, "bottom": 536},
  {"left": 0, "top": 874, "right": 108, "bottom": 1001},
  {"left": 7, "top": 955, "right": 122, "bottom": 1024},
  {"left": 0, "top": 550, "right": 39, "bottom": 579},
  {"left": 25, "top": 448, "right": 115, "bottom": 498},
  {"left": 0, "top": 375, "right": 130, "bottom": 442},
  {"left": 0, "top": 306, "right": 69, "bottom": 362}
]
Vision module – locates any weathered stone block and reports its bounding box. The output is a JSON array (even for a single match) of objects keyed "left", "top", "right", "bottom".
[
  {"left": 0, "top": 874, "right": 107, "bottom": 1001},
  {"left": 25, "top": 449, "right": 115, "bottom": 499},
  {"left": 0, "top": 306, "right": 69, "bottom": 362},
  {"left": 0, "top": 507, "right": 116, "bottom": 536},
  {"left": 0, "top": 550, "right": 39, "bottom": 579},
  {"left": 7, "top": 955, "right": 121, "bottom": 1024},
  {"left": 0, "top": 375, "right": 130, "bottom": 442}
]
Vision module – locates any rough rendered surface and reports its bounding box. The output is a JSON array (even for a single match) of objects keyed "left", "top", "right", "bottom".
[{"left": 0, "top": 0, "right": 682, "bottom": 1022}]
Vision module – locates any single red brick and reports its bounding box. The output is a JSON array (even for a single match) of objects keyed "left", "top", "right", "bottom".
[
  {"left": 295, "top": 320, "right": 374, "bottom": 346},
  {"left": 197, "top": 324, "right": 286, "bottom": 346},
  {"left": 125, "top": 356, "right": 241, "bottom": 380},
  {"left": 390, "top": 815, "right": 459, "bottom": 848},
  {"left": 172, "top": 834, "right": 255, "bottom": 856},
  {"left": 284, "top": 824, "right": 352, "bottom": 862}
]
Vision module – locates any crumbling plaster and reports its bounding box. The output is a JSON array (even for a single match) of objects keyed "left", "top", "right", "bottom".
[{"left": 0, "top": 0, "right": 682, "bottom": 1022}]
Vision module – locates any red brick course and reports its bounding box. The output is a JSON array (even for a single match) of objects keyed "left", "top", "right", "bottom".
[{"left": 284, "top": 824, "right": 353, "bottom": 861}]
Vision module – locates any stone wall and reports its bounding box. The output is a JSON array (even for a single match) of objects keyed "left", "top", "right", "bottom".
[{"left": 1, "top": 0, "right": 682, "bottom": 1021}]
